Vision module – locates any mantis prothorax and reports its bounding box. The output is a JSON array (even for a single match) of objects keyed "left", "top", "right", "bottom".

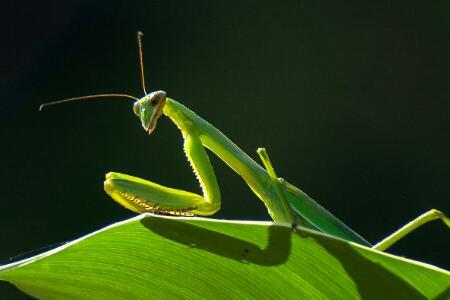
[{"left": 40, "top": 32, "right": 450, "bottom": 251}]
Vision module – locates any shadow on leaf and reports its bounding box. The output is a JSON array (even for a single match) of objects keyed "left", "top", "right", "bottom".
[
  {"left": 141, "top": 217, "right": 291, "bottom": 266},
  {"left": 313, "top": 233, "right": 427, "bottom": 300}
]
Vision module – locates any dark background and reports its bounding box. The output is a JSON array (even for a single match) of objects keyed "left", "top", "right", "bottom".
[{"left": 1, "top": 1, "right": 449, "bottom": 298}]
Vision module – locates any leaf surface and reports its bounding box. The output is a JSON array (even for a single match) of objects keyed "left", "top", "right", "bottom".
[{"left": 1, "top": 214, "right": 449, "bottom": 299}]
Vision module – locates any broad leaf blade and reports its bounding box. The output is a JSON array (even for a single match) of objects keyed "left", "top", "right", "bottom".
[{"left": 1, "top": 214, "right": 449, "bottom": 299}]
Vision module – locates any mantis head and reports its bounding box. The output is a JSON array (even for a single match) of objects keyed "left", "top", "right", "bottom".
[{"left": 133, "top": 90, "right": 167, "bottom": 134}]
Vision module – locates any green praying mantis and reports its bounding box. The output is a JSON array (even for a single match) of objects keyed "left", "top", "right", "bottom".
[{"left": 40, "top": 32, "right": 450, "bottom": 252}]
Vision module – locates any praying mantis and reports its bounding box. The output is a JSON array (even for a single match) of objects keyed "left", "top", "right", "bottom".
[{"left": 40, "top": 32, "right": 450, "bottom": 252}]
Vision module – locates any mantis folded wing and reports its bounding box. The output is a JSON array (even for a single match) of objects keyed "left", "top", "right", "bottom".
[{"left": 40, "top": 32, "right": 450, "bottom": 251}]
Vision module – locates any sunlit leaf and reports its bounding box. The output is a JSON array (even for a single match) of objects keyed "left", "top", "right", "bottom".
[{"left": 1, "top": 214, "right": 449, "bottom": 299}]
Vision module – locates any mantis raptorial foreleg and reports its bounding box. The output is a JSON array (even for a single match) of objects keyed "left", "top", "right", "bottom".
[
  {"left": 40, "top": 31, "right": 449, "bottom": 252},
  {"left": 105, "top": 126, "right": 221, "bottom": 216}
]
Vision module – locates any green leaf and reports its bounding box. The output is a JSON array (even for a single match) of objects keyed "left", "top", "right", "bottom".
[{"left": 1, "top": 214, "right": 449, "bottom": 299}]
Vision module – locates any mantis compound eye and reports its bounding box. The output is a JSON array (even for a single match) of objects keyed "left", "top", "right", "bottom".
[
  {"left": 149, "top": 90, "right": 167, "bottom": 105},
  {"left": 133, "top": 101, "right": 141, "bottom": 117}
]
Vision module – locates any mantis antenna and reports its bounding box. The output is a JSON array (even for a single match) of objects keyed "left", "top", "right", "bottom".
[
  {"left": 39, "top": 31, "right": 147, "bottom": 111},
  {"left": 39, "top": 94, "right": 139, "bottom": 111},
  {"left": 39, "top": 31, "right": 152, "bottom": 111},
  {"left": 137, "top": 31, "right": 148, "bottom": 95}
]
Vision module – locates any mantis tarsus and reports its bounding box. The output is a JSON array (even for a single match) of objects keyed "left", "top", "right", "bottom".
[{"left": 40, "top": 32, "right": 450, "bottom": 252}]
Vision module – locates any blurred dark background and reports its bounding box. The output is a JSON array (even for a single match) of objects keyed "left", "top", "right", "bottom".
[{"left": 1, "top": 1, "right": 449, "bottom": 298}]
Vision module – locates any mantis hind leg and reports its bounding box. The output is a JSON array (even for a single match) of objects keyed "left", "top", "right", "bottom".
[
  {"left": 372, "top": 209, "right": 450, "bottom": 251},
  {"left": 104, "top": 129, "right": 221, "bottom": 216}
]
